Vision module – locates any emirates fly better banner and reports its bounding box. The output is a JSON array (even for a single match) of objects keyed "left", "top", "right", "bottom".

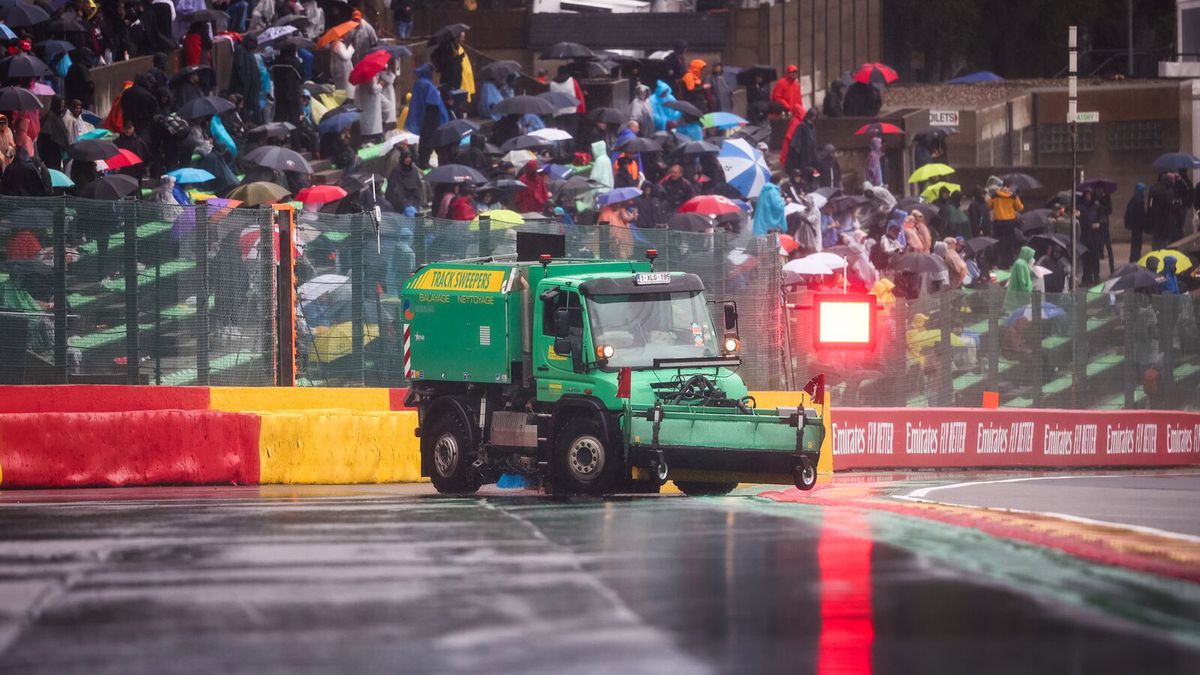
[{"left": 831, "top": 409, "right": 1200, "bottom": 469}]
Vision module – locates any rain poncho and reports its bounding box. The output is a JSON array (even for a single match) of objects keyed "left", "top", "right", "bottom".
[
  {"left": 629, "top": 85, "right": 655, "bottom": 134},
  {"left": 405, "top": 64, "right": 448, "bottom": 135},
  {"left": 331, "top": 40, "right": 355, "bottom": 96},
  {"left": 514, "top": 162, "right": 549, "bottom": 213},
  {"left": 589, "top": 140, "right": 613, "bottom": 190},
  {"left": 676, "top": 120, "right": 702, "bottom": 141},
  {"left": 478, "top": 80, "right": 505, "bottom": 121},
  {"left": 1161, "top": 256, "right": 1182, "bottom": 295},
  {"left": 1004, "top": 245, "right": 1035, "bottom": 310},
  {"left": 210, "top": 115, "right": 237, "bottom": 157},
  {"left": 941, "top": 198, "right": 971, "bottom": 240},
  {"left": 354, "top": 77, "right": 383, "bottom": 136},
  {"left": 649, "top": 80, "right": 680, "bottom": 131},
  {"left": 865, "top": 137, "right": 883, "bottom": 186},
  {"left": 752, "top": 183, "right": 786, "bottom": 236}
]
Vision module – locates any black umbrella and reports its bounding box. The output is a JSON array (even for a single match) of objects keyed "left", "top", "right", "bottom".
[
  {"left": 245, "top": 145, "right": 314, "bottom": 173},
  {"left": 674, "top": 140, "right": 720, "bottom": 156},
  {"left": 915, "top": 128, "right": 957, "bottom": 142},
  {"left": 1019, "top": 208, "right": 1054, "bottom": 234},
  {"left": 247, "top": 122, "right": 296, "bottom": 140},
  {"left": 734, "top": 65, "right": 777, "bottom": 86},
  {"left": 730, "top": 123, "right": 771, "bottom": 146},
  {"left": 373, "top": 44, "right": 412, "bottom": 58},
  {"left": 893, "top": 252, "right": 947, "bottom": 275},
  {"left": 500, "top": 135, "right": 552, "bottom": 153},
  {"left": 178, "top": 95, "right": 236, "bottom": 120},
  {"left": 188, "top": 9, "right": 228, "bottom": 26},
  {"left": 1030, "top": 233, "right": 1087, "bottom": 255},
  {"left": 278, "top": 36, "right": 316, "bottom": 50},
  {"left": 568, "top": 61, "right": 610, "bottom": 79},
  {"left": 0, "top": 54, "right": 51, "bottom": 79},
  {"left": 303, "top": 82, "right": 335, "bottom": 96},
  {"left": 1103, "top": 268, "right": 1161, "bottom": 293},
  {"left": 169, "top": 64, "right": 213, "bottom": 85},
  {"left": 479, "top": 60, "right": 522, "bottom": 82},
  {"left": 2, "top": 3, "right": 48, "bottom": 28},
  {"left": 426, "top": 164, "right": 487, "bottom": 185},
  {"left": 48, "top": 14, "right": 87, "bottom": 33},
  {"left": 540, "top": 42, "right": 594, "bottom": 59},
  {"left": 68, "top": 139, "right": 119, "bottom": 161},
  {"left": 1002, "top": 172, "right": 1042, "bottom": 191},
  {"left": 538, "top": 91, "right": 579, "bottom": 110},
  {"left": 427, "top": 23, "right": 469, "bottom": 46},
  {"left": 663, "top": 100, "right": 703, "bottom": 118},
  {"left": 667, "top": 212, "right": 714, "bottom": 232},
  {"left": 814, "top": 187, "right": 843, "bottom": 200},
  {"left": 482, "top": 178, "right": 525, "bottom": 191},
  {"left": 79, "top": 174, "right": 140, "bottom": 200},
  {"left": 595, "top": 50, "right": 640, "bottom": 65},
  {"left": 829, "top": 195, "right": 869, "bottom": 211},
  {"left": 0, "top": 259, "right": 53, "bottom": 276},
  {"left": 34, "top": 40, "right": 75, "bottom": 59},
  {"left": 552, "top": 175, "right": 599, "bottom": 197},
  {"left": 1078, "top": 178, "right": 1118, "bottom": 195},
  {"left": 272, "top": 14, "right": 310, "bottom": 28},
  {"left": 901, "top": 202, "right": 939, "bottom": 222},
  {"left": 493, "top": 95, "right": 557, "bottom": 117},
  {"left": 1152, "top": 152, "right": 1200, "bottom": 171},
  {"left": 0, "top": 86, "right": 43, "bottom": 111},
  {"left": 588, "top": 107, "right": 625, "bottom": 125},
  {"left": 429, "top": 118, "right": 480, "bottom": 147},
  {"left": 964, "top": 236, "right": 999, "bottom": 256},
  {"left": 1111, "top": 263, "right": 1143, "bottom": 278},
  {"left": 615, "top": 137, "right": 662, "bottom": 153}
]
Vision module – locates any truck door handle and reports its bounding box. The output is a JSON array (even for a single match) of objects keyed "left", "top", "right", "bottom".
[{"left": 537, "top": 366, "right": 549, "bottom": 371}]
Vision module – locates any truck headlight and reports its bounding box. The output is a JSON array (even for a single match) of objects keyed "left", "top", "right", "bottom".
[
  {"left": 596, "top": 344, "right": 615, "bottom": 360},
  {"left": 723, "top": 337, "right": 740, "bottom": 354}
]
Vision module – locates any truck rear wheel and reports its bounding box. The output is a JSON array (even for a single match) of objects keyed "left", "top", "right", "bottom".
[
  {"left": 552, "top": 418, "right": 622, "bottom": 496},
  {"left": 425, "top": 413, "right": 482, "bottom": 495},
  {"left": 674, "top": 481, "right": 738, "bottom": 497}
]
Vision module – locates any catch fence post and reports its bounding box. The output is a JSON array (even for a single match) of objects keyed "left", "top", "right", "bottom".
[
  {"left": 351, "top": 213, "right": 365, "bottom": 385},
  {"left": 1121, "top": 292, "right": 1135, "bottom": 409},
  {"left": 478, "top": 213, "right": 492, "bottom": 257},
  {"left": 124, "top": 198, "right": 139, "bottom": 384},
  {"left": 598, "top": 221, "right": 610, "bottom": 258},
  {"left": 413, "top": 216, "right": 427, "bottom": 265},
  {"left": 275, "top": 205, "right": 296, "bottom": 386},
  {"left": 938, "top": 291, "right": 953, "bottom": 405},
  {"left": 1071, "top": 289, "right": 1087, "bottom": 408},
  {"left": 53, "top": 196, "right": 67, "bottom": 382},
  {"left": 1031, "top": 292, "right": 1044, "bottom": 407},
  {"left": 196, "top": 202, "right": 210, "bottom": 385}
]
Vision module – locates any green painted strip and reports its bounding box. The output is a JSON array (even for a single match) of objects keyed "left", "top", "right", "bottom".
[
  {"left": 160, "top": 351, "right": 265, "bottom": 386},
  {"left": 99, "top": 260, "right": 195, "bottom": 292},
  {"left": 77, "top": 221, "right": 172, "bottom": 255}
]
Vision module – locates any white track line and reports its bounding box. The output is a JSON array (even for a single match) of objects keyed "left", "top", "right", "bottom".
[{"left": 897, "top": 475, "right": 1200, "bottom": 545}]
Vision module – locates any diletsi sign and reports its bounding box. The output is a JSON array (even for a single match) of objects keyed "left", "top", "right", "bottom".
[
  {"left": 929, "top": 110, "right": 960, "bottom": 127},
  {"left": 829, "top": 409, "right": 1200, "bottom": 469}
]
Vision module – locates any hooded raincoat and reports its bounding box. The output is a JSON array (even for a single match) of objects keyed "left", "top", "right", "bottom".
[
  {"left": 405, "top": 64, "right": 448, "bottom": 135},
  {"left": 1004, "top": 245, "right": 1035, "bottom": 311},
  {"left": 629, "top": 85, "right": 655, "bottom": 134},
  {"left": 752, "top": 183, "right": 786, "bottom": 236},
  {"left": 649, "top": 80, "right": 681, "bottom": 131}
]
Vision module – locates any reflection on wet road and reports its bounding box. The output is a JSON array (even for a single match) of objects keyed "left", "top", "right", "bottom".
[{"left": 0, "top": 482, "right": 1197, "bottom": 674}]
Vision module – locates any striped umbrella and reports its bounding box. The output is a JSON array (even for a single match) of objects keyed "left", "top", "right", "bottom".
[
  {"left": 718, "top": 138, "right": 771, "bottom": 199},
  {"left": 700, "top": 112, "right": 748, "bottom": 129}
]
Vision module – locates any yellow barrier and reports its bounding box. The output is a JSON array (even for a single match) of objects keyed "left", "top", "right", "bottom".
[
  {"left": 212, "top": 387, "right": 393, "bottom": 412},
  {"left": 258, "top": 410, "right": 423, "bottom": 484}
]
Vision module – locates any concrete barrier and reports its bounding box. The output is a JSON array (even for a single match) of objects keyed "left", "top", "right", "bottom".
[{"left": 258, "top": 410, "right": 420, "bottom": 484}]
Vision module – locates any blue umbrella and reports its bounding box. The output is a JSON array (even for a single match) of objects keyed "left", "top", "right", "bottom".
[
  {"left": 318, "top": 111, "right": 360, "bottom": 133},
  {"left": 597, "top": 187, "right": 642, "bottom": 206},
  {"left": 80, "top": 110, "right": 102, "bottom": 126},
  {"left": 545, "top": 164, "right": 575, "bottom": 180},
  {"left": 0, "top": 25, "right": 15, "bottom": 40},
  {"left": 1152, "top": 152, "right": 1200, "bottom": 171},
  {"left": 1005, "top": 302, "right": 1065, "bottom": 326},
  {"left": 167, "top": 168, "right": 216, "bottom": 184},
  {"left": 718, "top": 138, "right": 771, "bottom": 199},
  {"left": 700, "top": 112, "right": 748, "bottom": 129},
  {"left": 48, "top": 169, "right": 73, "bottom": 188},
  {"left": 946, "top": 71, "right": 1003, "bottom": 84}
]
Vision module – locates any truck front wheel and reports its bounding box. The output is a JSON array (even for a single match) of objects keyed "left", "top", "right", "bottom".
[
  {"left": 425, "top": 413, "right": 482, "bottom": 495},
  {"left": 553, "top": 418, "right": 622, "bottom": 496}
]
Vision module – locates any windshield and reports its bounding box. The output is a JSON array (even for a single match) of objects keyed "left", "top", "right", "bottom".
[{"left": 586, "top": 291, "right": 720, "bottom": 368}]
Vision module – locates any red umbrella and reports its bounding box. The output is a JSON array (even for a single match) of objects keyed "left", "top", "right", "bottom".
[
  {"left": 677, "top": 195, "right": 742, "bottom": 217},
  {"left": 349, "top": 50, "right": 390, "bottom": 86},
  {"left": 296, "top": 185, "right": 348, "bottom": 204},
  {"left": 853, "top": 62, "right": 899, "bottom": 85},
  {"left": 855, "top": 122, "right": 903, "bottom": 136},
  {"left": 102, "top": 148, "right": 143, "bottom": 169}
]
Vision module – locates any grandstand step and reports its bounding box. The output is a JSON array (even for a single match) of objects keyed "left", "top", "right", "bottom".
[
  {"left": 311, "top": 168, "right": 343, "bottom": 185},
  {"left": 308, "top": 158, "right": 333, "bottom": 173}
]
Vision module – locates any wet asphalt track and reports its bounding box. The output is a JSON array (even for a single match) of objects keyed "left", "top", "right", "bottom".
[{"left": 0, "top": 475, "right": 1198, "bottom": 674}]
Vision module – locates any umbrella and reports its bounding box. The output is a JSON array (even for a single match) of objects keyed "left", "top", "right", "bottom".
[
  {"left": 0, "top": 86, "right": 42, "bottom": 111},
  {"left": 568, "top": 61, "right": 610, "bottom": 78},
  {"left": 78, "top": 129, "right": 115, "bottom": 141},
  {"left": 814, "top": 187, "right": 843, "bottom": 200},
  {"left": 178, "top": 95, "right": 236, "bottom": 120},
  {"left": 964, "top": 236, "right": 998, "bottom": 256},
  {"left": 675, "top": 140, "right": 720, "bottom": 156},
  {"left": 1005, "top": 303, "right": 1066, "bottom": 326},
  {"left": 498, "top": 135, "right": 551, "bottom": 153},
  {"left": 855, "top": 122, "right": 903, "bottom": 136},
  {"left": 303, "top": 82, "right": 335, "bottom": 96},
  {"left": 493, "top": 95, "right": 557, "bottom": 117},
  {"left": 734, "top": 65, "right": 777, "bottom": 86},
  {"left": 853, "top": 62, "right": 899, "bottom": 85},
  {"left": 481, "top": 178, "right": 525, "bottom": 191},
  {"left": 1002, "top": 172, "right": 1042, "bottom": 191},
  {"left": 296, "top": 185, "right": 348, "bottom": 204},
  {"left": 101, "top": 149, "right": 142, "bottom": 170},
  {"left": 2, "top": 3, "right": 49, "bottom": 27},
  {"left": 597, "top": 187, "right": 642, "bottom": 207},
  {"left": 247, "top": 121, "right": 296, "bottom": 140},
  {"left": 530, "top": 127, "right": 572, "bottom": 142},
  {"left": 427, "top": 23, "right": 469, "bottom": 46},
  {"left": 915, "top": 128, "right": 957, "bottom": 143},
  {"left": 1101, "top": 270, "right": 1162, "bottom": 293},
  {"left": 718, "top": 138, "right": 771, "bottom": 199},
  {"left": 470, "top": 209, "right": 525, "bottom": 231},
  {"left": 425, "top": 164, "right": 487, "bottom": 184},
  {"left": 0, "top": 53, "right": 51, "bottom": 78},
  {"left": 538, "top": 90, "right": 579, "bottom": 111},
  {"left": 553, "top": 175, "right": 600, "bottom": 198},
  {"left": 317, "top": 110, "right": 360, "bottom": 133},
  {"left": 614, "top": 137, "right": 662, "bottom": 153},
  {"left": 33, "top": 39, "right": 74, "bottom": 59},
  {"left": 782, "top": 257, "right": 835, "bottom": 278},
  {"left": 48, "top": 14, "right": 86, "bottom": 32},
  {"left": 479, "top": 59, "right": 522, "bottom": 82},
  {"left": 893, "top": 252, "right": 947, "bottom": 275},
  {"left": 257, "top": 25, "right": 298, "bottom": 45},
  {"left": 188, "top": 9, "right": 227, "bottom": 26},
  {"left": 920, "top": 181, "right": 961, "bottom": 202},
  {"left": 588, "top": 107, "right": 626, "bottom": 125},
  {"left": 801, "top": 251, "right": 849, "bottom": 270},
  {"left": 46, "top": 169, "right": 72, "bottom": 188},
  {"left": 908, "top": 163, "right": 955, "bottom": 183},
  {"left": 700, "top": 112, "right": 748, "bottom": 129},
  {"left": 540, "top": 42, "right": 594, "bottom": 59},
  {"left": 663, "top": 100, "right": 704, "bottom": 118},
  {"left": 829, "top": 195, "right": 869, "bottom": 212},
  {"left": 167, "top": 168, "right": 215, "bottom": 185},
  {"left": 349, "top": 50, "right": 390, "bottom": 86},
  {"left": 68, "top": 139, "right": 118, "bottom": 161},
  {"left": 1152, "top": 152, "right": 1200, "bottom": 171},
  {"left": 0, "top": 24, "right": 13, "bottom": 41},
  {"left": 666, "top": 212, "right": 714, "bottom": 232},
  {"left": 278, "top": 36, "right": 316, "bottom": 51},
  {"left": 946, "top": 71, "right": 1003, "bottom": 84},
  {"left": 1078, "top": 178, "right": 1118, "bottom": 195},
  {"left": 429, "top": 118, "right": 480, "bottom": 147},
  {"left": 79, "top": 174, "right": 139, "bottom": 200},
  {"left": 1029, "top": 233, "right": 1086, "bottom": 255},
  {"left": 316, "top": 19, "right": 361, "bottom": 49},
  {"left": 245, "top": 145, "right": 313, "bottom": 173},
  {"left": 272, "top": 14, "right": 310, "bottom": 28},
  {"left": 372, "top": 44, "right": 412, "bottom": 58},
  {"left": 169, "top": 198, "right": 242, "bottom": 241},
  {"left": 228, "top": 181, "right": 291, "bottom": 206},
  {"left": 1018, "top": 208, "right": 1055, "bottom": 234},
  {"left": 677, "top": 195, "right": 743, "bottom": 217},
  {"left": 297, "top": 274, "right": 348, "bottom": 302},
  {"left": 1138, "top": 249, "right": 1193, "bottom": 273}
]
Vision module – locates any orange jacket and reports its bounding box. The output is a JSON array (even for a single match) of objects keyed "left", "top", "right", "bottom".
[{"left": 771, "top": 76, "right": 805, "bottom": 117}]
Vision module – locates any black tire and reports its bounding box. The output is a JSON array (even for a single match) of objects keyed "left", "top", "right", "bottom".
[
  {"left": 424, "top": 410, "right": 482, "bottom": 495},
  {"left": 552, "top": 417, "right": 622, "bottom": 496},
  {"left": 674, "top": 481, "right": 738, "bottom": 497},
  {"left": 794, "top": 456, "right": 817, "bottom": 491}
]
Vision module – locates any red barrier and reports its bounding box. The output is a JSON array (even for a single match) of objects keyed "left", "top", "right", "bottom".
[
  {"left": 0, "top": 385, "right": 210, "bottom": 414},
  {"left": 831, "top": 408, "right": 1200, "bottom": 469},
  {"left": 388, "top": 388, "right": 412, "bottom": 410},
  {"left": 0, "top": 411, "right": 261, "bottom": 487}
]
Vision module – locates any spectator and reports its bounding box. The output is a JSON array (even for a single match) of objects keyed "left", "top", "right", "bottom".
[
  {"left": 708, "top": 63, "right": 733, "bottom": 113},
  {"left": 823, "top": 78, "right": 846, "bottom": 118},
  {"left": 228, "top": 35, "right": 262, "bottom": 124},
  {"left": 1078, "top": 188, "right": 1103, "bottom": 286},
  {"left": 405, "top": 64, "right": 448, "bottom": 168},
  {"left": 392, "top": 0, "right": 414, "bottom": 38},
  {"left": 659, "top": 163, "right": 695, "bottom": 212},
  {"left": 629, "top": 84, "right": 655, "bottom": 135},
  {"left": 988, "top": 179, "right": 1023, "bottom": 268},
  {"left": 1124, "top": 182, "right": 1147, "bottom": 262},
  {"left": 37, "top": 97, "right": 70, "bottom": 172},
  {"left": 680, "top": 59, "right": 710, "bottom": 112},
  {"left": 1096, "top": 185, "right": 1115, "bottom": 276},
  {"left": 65, "top": 48, "right": 95, "bottom": 110},
  {"left": 864, "top": 136, "right": 883, "bottom": 187},
  {"left": 771, "top": 65, "right": 805, "bottom": 118}
]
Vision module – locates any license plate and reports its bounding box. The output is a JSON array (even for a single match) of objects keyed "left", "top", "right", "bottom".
[{"left": 634, "top": 272, "right": 672, "bottom": 286}]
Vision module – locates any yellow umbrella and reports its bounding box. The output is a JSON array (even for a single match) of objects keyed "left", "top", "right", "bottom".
[
  {"left": 1138, "top": 249, "right": 1193, "bottom": 273},
  {"left": 469, "top": 209, "right": 525, "bottom": 231},
  {"left": 920, "top": 181, "right": 961, "bottom": 201},
  {"left": 311, "top": 322, "right": 380, "bottom": 361},
  {"left": 908, "top": 163, "right": 955, "bottom": 183},
  {"left": 315, "top": 19, "right": 360, "bottom": 49}
]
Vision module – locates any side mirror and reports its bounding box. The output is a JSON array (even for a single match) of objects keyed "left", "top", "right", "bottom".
[
  {"left": 553, "top": 337, "right": 573, "bottom": 356},
  {"left": 723, "top": 302, "right": 738, "bottom": 332},
  {"left": 554, "top": 307, "right": 571, "bottom": 338}
]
